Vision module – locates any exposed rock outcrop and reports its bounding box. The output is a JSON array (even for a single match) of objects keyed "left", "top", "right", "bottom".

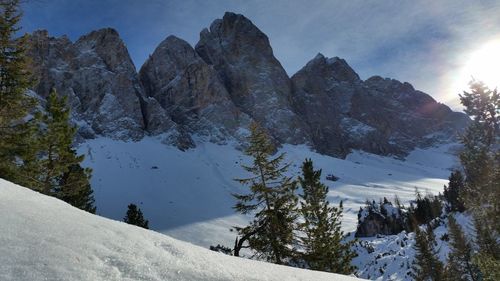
[
  {"left": 355, "top": 200, "right": 409, "bottom": 237},
  {"left": 139, "top": 35, "right": 251, "bottom": 143},
  {"left": 292, "top": 53, "right": 469, "bottom": 157},
  {"left": 291, "top": 54, "right": 361, "bottom": 157},
  {"left": 27, "top": 29, "right": 150, "bottom": 140},
  {"left": 195, "top": 12, "right": 309, "bottom": 144}
]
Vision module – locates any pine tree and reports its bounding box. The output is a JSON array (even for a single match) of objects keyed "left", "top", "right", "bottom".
[
  {"left": 58, "top": 164, "right": 96, "bottom": 213},
  {"left": 458, "top": 80, "right": 499, "bottom": 223},
  {"left": 22, "top": 89, "right": 95, "bottom": 212},
  {"left": 445, "top": 215, "right": 480, "bottom": 281},
  {"left": 408, "top": 190, "right": 443, "bottom": 228},
  {"left": 0, "top": 0, "right": 37, "bottom": 182},
  {"left": 232, "top": 122, "right": 298, "bottom": 265},
  {"left": 23, "top": 90, "right": 75, "bottom": 192},
  {"left": 412, "top": 224, "right": 444, "bottom": 281},
  {"left": 124, "top": 204, "right": 149, "bottom": 229},
  {"left": 298, "top": 158, "right": 356, "bottom": 274},
  {"left": 472, "top": 216, "right": 500, "bottom": 281},
  {"left": 459, "top": 80, "right": 498, "bottom": 149},
  {"left": 458, "top": 80, "right": 499, "bottom": 279},
  {"left": 443, "top": 171, "right": 466, "bottom": 212}
]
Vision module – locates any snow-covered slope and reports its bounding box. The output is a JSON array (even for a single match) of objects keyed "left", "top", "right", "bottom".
[
  {"left": 351, "top": 212, "right": 473, "bottom": 281},
  {"left": 78, "top": 137, "right": 460, "bottom": 249},
  {"left": 0, "top": 179, "right": 362, "bottom": 281}
]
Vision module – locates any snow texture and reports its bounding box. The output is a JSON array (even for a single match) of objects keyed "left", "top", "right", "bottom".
[
  {"left": 0, "top": 179, "right": 362, "bottom": 281},
  {"left": 352, "top": 213, "right": 474, "bottom": 280}
]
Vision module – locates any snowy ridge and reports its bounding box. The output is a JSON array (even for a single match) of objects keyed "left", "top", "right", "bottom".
[{"left": 0, "top": 179, "right": 362, "bottom": 281}]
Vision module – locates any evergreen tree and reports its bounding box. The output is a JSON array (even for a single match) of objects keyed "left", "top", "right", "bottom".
[
  {"left": 28, "top": 90, "right": 76, "bottom": 193},
  {"left": 232, "top": 122, "right": 298, "bottom": 265},
  {"left": 459, "top": 80, "right": 498, "bottom": 149},
  {"left": 408, "top": 190, "right": 443, "bottom": 229},
  {"left": 58, "top": 164, "right": 95, "bottom": 213},
  {"left": 458, "top": 80, "right": 499, "bottom": 279},
  {"left": 443, "top": 171, "right": 466, "bottom": 212},
  {"left": 22, "top": 89, "right": 95, "bottom": 212},
  {"left": 412, "top": 224, "right": 444, "bottom": 281},
  {"left": 472, "top": 216, "right": 500, "bottom": 281},
  {"left": 458, "top": 81, "right": 499, "bottom": 224},
  {"left": 298, "top": 158, "right": 355, "bottom": 274},
  {"left": 124, "top": 204, "right": 149, "bottom": 229},
  {"left": 445, "top": 215, "right": 480, "bottom": 281},
  {"left": 0, "top": 0, "right": 36, "bottom": 182}
]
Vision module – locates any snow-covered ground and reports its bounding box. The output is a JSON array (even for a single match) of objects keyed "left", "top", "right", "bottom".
[
  {"left": 351, "top": 212, "right": 473, "bottom": 281},
  {"left": 78, "top": 136, "right": 460, "bottom": 249},
  {"left": 0, "top": 179, "right": 362, "bottom": 281}
]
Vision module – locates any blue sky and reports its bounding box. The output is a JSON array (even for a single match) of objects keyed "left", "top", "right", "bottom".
[{"left": 21, "top": 0, "right": 500, "bottom": 110}]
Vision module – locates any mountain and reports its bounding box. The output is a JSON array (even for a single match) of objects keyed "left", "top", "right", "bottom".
[
  {"left": 195, "top": 12, "right": 309, "bottom": 144},
  {"left": 27, "top": 29, "right": 149, "bottom": 140},
  {"left": 0, "top": 178, "right": 362, "bottom": 281},
  {"left": 139, "top": 35, "right": 251, "bottom": 145},
  {"left": 291, "top": 53, "right": 469, "bottom": 157},
  {"left": 26, "top": 12, "right": 468, "bottom": 157}
]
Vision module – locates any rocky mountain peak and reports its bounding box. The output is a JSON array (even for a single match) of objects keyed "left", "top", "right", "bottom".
[
  {"left": 25, "top": 12, "right": 468, "bottom": 157},
  {"left": 292, "top": 54, "right": 469, "bottom": 157},
  {"left": 27, "top": 29, "right": 147, "bottom": 140},
  {"left": 139, "top": 34, "right": 250, "bottom": 143},
  {"left": 303, "top": 53, "right": 361, "bottom": 83},
  {"left": 74, "top": 28, "right": 136, "bottom": 74},
  {"left": 195, "top": 12, "right": 309, "bottom": 144},
  {"left": 142, "top": 35, "right": 200, "bottom": 86},
  {"left": 198, "top": 12, "right": 273, "bottom": 63}
]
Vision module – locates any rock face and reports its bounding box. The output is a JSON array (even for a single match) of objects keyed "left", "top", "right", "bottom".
[
  {"left": 292, "top": 53, "right": 469, "bottom": 157},
  {"left": 27, "top": 29, "right": 150, "bottom": 140},
  {"left": 291, "top": 54, "right": 362, "bottom": 157},
  {"left": 26, "top": 12, "right": 468, "bottom": 157},
  {"left": 139, "top": 35, "right": 250, "bottom": 143},
  {"left": 355, "top": 200, "right": 409, "bottom": 237},
  {"left": 195, "top": 12, "right": 309, "bottom": 144}
]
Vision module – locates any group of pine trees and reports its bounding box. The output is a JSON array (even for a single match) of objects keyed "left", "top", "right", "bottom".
[
  {"left": 412, "top": 215, "right": 482, "bottom": 281},
  {"left": 0, "top": 0, "right": 95, "bottom": 212},
  {"left": 231, "top": 123, "right": 356, "bottom": 274},
  {"left": 123, "top": 203, "right": 149, "bottom": 229},
  {"left": 412, "top": 80, "right": 499, "bottom": 281}
]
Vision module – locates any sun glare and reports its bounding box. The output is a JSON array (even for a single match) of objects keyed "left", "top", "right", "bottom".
[
  {"left": 454, "top": 39, "right": 500, "bottom": 95},
  {"left": 465, "top": 40, "right": 500, "bottom": 87}
]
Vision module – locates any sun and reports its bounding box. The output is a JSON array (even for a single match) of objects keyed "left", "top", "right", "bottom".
[
  {"left": 453, "top": 39, "right": 500, "bottom": 95},
  {"left": 445, "top": 39, "right": 500, "bottom": 108},
  {"left": 464, "top": 39, "right": 500, "bottom": 88}
]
